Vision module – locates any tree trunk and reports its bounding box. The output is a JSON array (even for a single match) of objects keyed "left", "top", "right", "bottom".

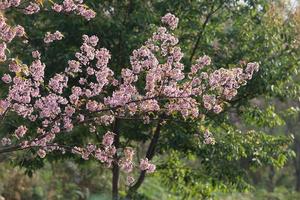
[
  {"left": 287, "top": 113, "right": 300, "bottom": 192},
  {"left": 267, "top": 166, "right": 275, "bottom": 192},
  {"left": 294, "top": 137, "right": 300, "bottom": 191},
  {"left": 112, "top": 162, "right": 120, "bottom": 200},
  {"left": 112, "top": 119, "right": 120, "bottom": 200}
]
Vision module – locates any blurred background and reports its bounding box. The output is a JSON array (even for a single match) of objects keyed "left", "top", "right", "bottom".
[{"left": 1, "top": 0, "right": 300, "bottom": 199}]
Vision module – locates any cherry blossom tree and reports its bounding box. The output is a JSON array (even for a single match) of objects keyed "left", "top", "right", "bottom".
[{"left": 0, "top": 1, "right": 260, "bottom": 199}]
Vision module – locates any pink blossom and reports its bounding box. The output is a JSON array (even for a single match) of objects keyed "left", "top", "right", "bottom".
[
  {"left": 1, "top": 137, "right": 11, "bottom": 146},
  {"left": 124, "top": 147, "right": 134, "bottom": 160},
  {"left": 77, "top": 5, "right": 96, "bottom": 20},
  {"left": 77, "top": 114, "right": 85, "bottom": 122},
  {"left": 130, "top": 46, "right": 158, "bottom": 73},
  {"left": 95, "top": 148, "right": 108, "bottom": 162},
  {"left": 63, "top": 116, "right": 74, "bottom": 132},
  {"left": 139, "top": 158, "right": 156, "bottom": 173},
  {"left": 0, "top": 1, "right": 10, "bottom": 10},
  {"left": 34, "top": 94, "right": 66, "bottom": 118},
  {"left": 0, "top": 99, "right": 10, "bottom": 115},
  {"left": 161, "top": 13, "right": 179, "bottom": 30},
  {"left": 140, "top": 99, "right": 160, "bottom": 112},
  {"left": 66, "top": 60, "right": 81, "bottom": 73},
  {"left": 14, "top": 125, "right": 28, "bottom": 139},
  {"left": 121, "top": 69, "right": 136, "bottom": 84},
  {"left": 32, "top": 50, "right": 41, "bottom": 59},
  {"left": 11, "top": 0, "right": 21, "bottom": 7},
  {"left": 95, "top": 48, "right": 111, "bottom": 68},
  {"left": 204, "top": 130, "right": 215, "bottom": 145},
  {"left": 51, "top": 125, "right": 60, "bottom": 134},
  {"left": 86, "top": 144, "right": 96, "bottom": 153},
  {"left": 120, "top": 161, "right": 133, "bottom": 173},
  {"left": 8, "top": 78, "right": 33, "bottom": 104},
  {"left": 48, "top": 73, "right": 68, "bottom": 94},
  {"left": 89, "top": 125, "right": 96, "bottom": 133},
  {"left": 52, "top": 3, "right": 63, "bottom": 12},
  {"left": 1, "top": 74, "right": 11, "bottom": 83},
  {"left": 50, "top": 0, "right": 96, "bottom": 20},
  {"left": 203, "top": 95, "right": 216, "bottom": 111},
  {"left": 0, "top": 0, "right": 21, "bottom": 9},
  {"left": 64, "top": 105, "right": 75, "bottom": 116},
  {"left": 24, "top": 2, "right": 40, "bottom": 15},
  {"left": 147, "top": 163, "right": 156, "bottom": 173},
  {"left": 213, "top": 104, "right": 223, "bottom": 114},
  {"left": 12, "top": 103, "right": 33, "bottom": 117},
  {"left": 126, "top": 176, "right": 135, "bottom": 186},
  {"left": 69, "top": 94, "right": 79, "bottom": 105},
  {"left": 140, "top": 158, "right": 150, "bottom": 171},
  {"left": 102, "top": 131, "right": 115, "bottom": 147},
  {"left": 79, "top": 78, "right": 87, "bottom": 85},
  {"left": 71, "top": 86, "right": 82, "bottom": 96},
  {"left": 86, "top": 100, "right": 101, "bottom": 112},
  {"left": 62, "top": 0, "right": 77, "bottom": 12},
  {"left": 100, "top": 115, "right": 115, "bottom": 126},
  {"left": 44, "top": 31, "right": 64, "bottom": 43},
  {"left": 15, "top": 25, "right": 25, "bottom": 37},
  {"left": 37, "top": 149, "right": 46, "bottom": 158},
  {"left": 86, "top": 35, "right": 99, "bottom": 47},
  {"left": 0, "top": 43, "right": 7, "bottom": 61},
  {"left": 191, "top": 55, "right": 211, "bottom": 74},
  {"left": 9, "top": 60, "right": 21, "bottom": 73},
  {"left": 245, "top": 62, "right": 259, "bottom": 78},
  {"left": 105, "top": 146, "right": 116, "bottom": 157},
  {"left": 86, "top": 67, "right": 94, "bottom": 75},
  {"left": 30, "top": 60, "right": 45, "bottom": 82}
]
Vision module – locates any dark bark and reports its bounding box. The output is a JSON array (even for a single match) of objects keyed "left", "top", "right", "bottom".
[
  {"left": 112, "top": 119, "right": 121, "bottom": 200},
  {"left": 286, "top": 115, "right": 300, "bottom": 192},
  {"left": 294, "top": 137, "right": 300, "bottom": 191},
  {"left": 125, "top": 119, "right": 163, "bottom": 199},
  {"left": 189, "top": 2, "right": 224, "bottom": 63},
  {"left": 0, "top": 145, "right": 21, "bottom": 154},
  {"left": 267, "top": 166, "right": 275, "bottom": 192}
]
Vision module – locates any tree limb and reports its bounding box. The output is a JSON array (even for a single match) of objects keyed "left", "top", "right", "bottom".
[
  {"left": 112, "top": 119, "right": 121, "bottom": 200},
  {"left": 126, "top": 117, "right": 163, "bottom": 198},
  {"left": 189, "top": 2, "right": 224, "bottom": 63}
]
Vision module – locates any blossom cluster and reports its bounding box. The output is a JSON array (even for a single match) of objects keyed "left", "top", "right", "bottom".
[
  {"left": 14, "top": 125, "right": 28, "bottom": 139},
  {"left": 140, "top": 158, "right": 156, "bottom": 173},
  {"left": 0, "top": 0, "right": 21, "bottom": 10},
  {"left": 0, "top": 0, "right": 96, "bottom": 20},
  {"left": 203, "top": 130, "right": 215, "bottom": 145},
  {"left": 52, "top": 0, "right": 96, "bottom": 20},
  {"left": 0, "top": 14, "right": 25, "bottom": 61},
  {"left": 24, "top": 2, "right": 40, "bottom": 15},
  {"left": 44, "top": 31, "right": 64, "bottom": 43},
  {"left": 119, "top": 147, "right": 135, "bottom": 173},
  {"left": 72, "top": 131, "right": 116, "bottom": 166},
  {"left": 0, "top": 0, "right": 95, "bottom": 68},
  {"left": 161, "top": 13, "right": 179, "bottom": 30}
]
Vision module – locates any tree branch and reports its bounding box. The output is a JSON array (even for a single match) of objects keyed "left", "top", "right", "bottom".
[
  {"left": 189, "top": 2, "right": 224, "bottom": 63},
  {"left": 126, "top": 118, "right": 163, "bottom": 198},
  {"left": 0, "top": 145, "right": 22, "bottom": 154},
  {"left": 112, "top": 119, "right": 121, "bottom": 200}
]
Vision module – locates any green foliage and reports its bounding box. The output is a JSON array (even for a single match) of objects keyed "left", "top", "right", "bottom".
[
  {"left": 215, "top": 187, "right": 300, "bottom": 200},
  {"left": 157, "top": 128, "right": 294, "bottom": 199},
  {"left": 0, "top": 160, "right": 114, "bottom": 200},
  {"left": 242, "top": 105, "right": 285, "bottom": 128}
]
